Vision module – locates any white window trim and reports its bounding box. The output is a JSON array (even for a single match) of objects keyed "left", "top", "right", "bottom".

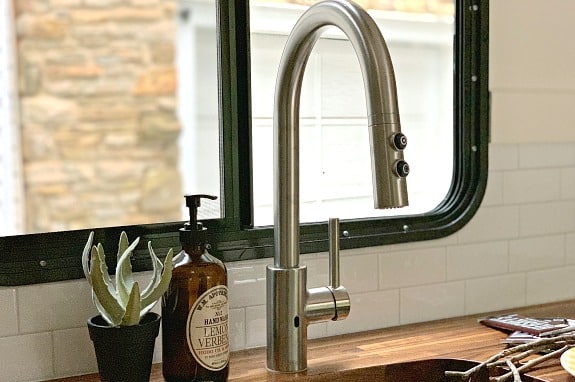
[
  {"left": 250, "top": 2, "right": 454, "bottom": 45},
  {"left": 0, "top": 1, "right": 24, "bottom": 235}
]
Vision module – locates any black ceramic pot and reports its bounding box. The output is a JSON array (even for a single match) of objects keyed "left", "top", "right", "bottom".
[{"left": 87, "top": 312, "right": 161, "bottom": 382}]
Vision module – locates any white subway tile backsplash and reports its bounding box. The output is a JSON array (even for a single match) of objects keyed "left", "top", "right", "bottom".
[
  {"left": 446, "top": 241, "right": 508, "bottom": 280},
  {"left": 303, "top": 251, "right": 380, "bottom": 293},
  {"left": 489, "top": 144, "right": 519, "bottom": 173},
  {"left": 302, "top": 254, "right": 329, "bottom": 289},
  {"left": 566, "top": 233, "right": 575, "bottom": 265},
  {"left": 18, "top": 280, "right": 97, "bottom": 334},
  {"left": 378, "top": 247, "right": 446, "bottom": 290},
  {"left": 400, "top": 282, "right": 465, "bottom": 325},
  {"left": 0, "top": 332, "right": 53, "bottom": 382},
  {"left": 503, "top": 169, "right": 561, "bottom": 204},
  {"left": 509, "top": 235, "right": 565, "bottom": 272},
  {"left": 457, "top": 205, "right": 520, "bottom": 243},
  {"left": 228, "top": 308, "right": 246, "bottom": 351},
  {"left": 526, "top": 266, "right": 575, "bottom": 305},
  {"left": 326, "top": 290, "right": 399, "bottom": 336},
  {"left": 53, "top": 327, "right": 97, "bottom": 378},
  {"left": 489, "top": 144, "right": 518, "bottom": 171},
  {"left": 465, "top": 273, "right": 525, "bottom": 314},
  {"left": 519, "top": 201, "right": 575, "bottom": 237},
  {"left": 482, "top": 171, "right": 503, "bottom": 206},
  {"left": 227, "top": 259, "right": 269, "bottom": 309},
  {"left": 519, "top": 143, "right": 575, "bottom": 169},
  {"left": 561, "top": 167, "right": 575, "bottom": 199},
  {"left": 245, "top": 305, "right": 266, "bottom": 349},
  {"left": 340, "top": 252, "right": 379, "bottom": 293},
  {"left": 0, "top": 288, "right": 18, "bottom": 337}
]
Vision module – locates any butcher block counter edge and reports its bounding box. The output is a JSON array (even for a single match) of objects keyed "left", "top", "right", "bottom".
[{"left": 48, "top": 300, "right": 575, "bottom": 382}]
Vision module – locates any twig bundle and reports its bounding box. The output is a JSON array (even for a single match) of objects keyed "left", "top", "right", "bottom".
[{"left": 445, "top": 334, "right": 575, "bottom": 381}]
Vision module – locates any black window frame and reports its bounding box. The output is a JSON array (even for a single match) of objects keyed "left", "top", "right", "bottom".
[{"left": 0, "top": 0, "right": 489, "bottom": 286}]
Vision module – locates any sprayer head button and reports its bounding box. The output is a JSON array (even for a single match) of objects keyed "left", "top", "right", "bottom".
[
  {"left": 391, "top": 133, "right": 407, "bottom": 150},
  {"left": 394, "top": 160, "right": 410, "bottom": 178}
]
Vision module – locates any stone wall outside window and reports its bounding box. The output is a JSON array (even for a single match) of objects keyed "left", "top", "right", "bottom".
[{"left": 13, "top": 0, "right": 182, "bottom": 233}]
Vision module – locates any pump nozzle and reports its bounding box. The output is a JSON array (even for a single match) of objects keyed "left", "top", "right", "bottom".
[
  {"left": 181, "top": 194, "right": 218, "bottom": 246},
  {"left": 184, "top": 194, "right": 217, "bottom": 230}
]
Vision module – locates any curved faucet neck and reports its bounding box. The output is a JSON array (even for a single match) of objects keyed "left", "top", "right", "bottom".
[{"left": 273, "top": 0, "right": 408, "bottom": 269}]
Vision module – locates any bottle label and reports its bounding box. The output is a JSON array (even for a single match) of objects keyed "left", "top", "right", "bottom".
[{"left": 186, "top": 285, "right": 229, "bottom": 371}]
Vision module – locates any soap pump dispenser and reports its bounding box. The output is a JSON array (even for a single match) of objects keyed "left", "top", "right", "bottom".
[{"left": 162, "top": 195, "right": 229, "bottom": 382}]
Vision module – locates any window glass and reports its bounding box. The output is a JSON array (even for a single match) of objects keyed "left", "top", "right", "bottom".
[
  {"left": 250, "top": 1, "right": 454, "bottom": 225},
  {"left": 0, "top": 0, "right": 220, "bottom": 236},
  {"left": 177, "top": 0, "right": 221, "bottom": 219}
]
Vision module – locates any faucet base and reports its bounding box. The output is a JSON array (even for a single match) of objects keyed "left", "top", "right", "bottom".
[{"left": 266, "top": 265, "right": 308, "bottom": 373}]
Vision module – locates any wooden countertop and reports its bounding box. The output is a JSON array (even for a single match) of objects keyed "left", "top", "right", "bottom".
[{"left": 50, "top": 300, "right": 575, "bottom": 382}]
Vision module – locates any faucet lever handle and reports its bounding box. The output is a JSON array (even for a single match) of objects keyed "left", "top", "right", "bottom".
[
  {"left": 328, "top": 218, "right": 340, "bottom": 288},
  {"left": 328, "top": 217, "right": 350, "bottom": 321}
]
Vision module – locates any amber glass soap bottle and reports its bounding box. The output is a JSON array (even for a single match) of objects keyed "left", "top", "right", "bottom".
[{"left": 162, "top": 195, "right": 229, "bottom": 382}]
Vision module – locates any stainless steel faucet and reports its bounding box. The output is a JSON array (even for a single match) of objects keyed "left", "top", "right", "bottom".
[{"left": 267, "top": 0, "right": 409, "bottom": 373}]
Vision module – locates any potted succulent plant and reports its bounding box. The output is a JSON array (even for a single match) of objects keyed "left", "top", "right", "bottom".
[{"left": 82, "top": 231, "right": 173, "bottom": 382}]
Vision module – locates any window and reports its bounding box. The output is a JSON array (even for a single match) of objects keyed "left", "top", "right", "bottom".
[
  {"left": 249, "top": 2, "right": 455, "bottom": 225},
  {"left": 0, "top": 0, "right": 488, "bottom": 286}
]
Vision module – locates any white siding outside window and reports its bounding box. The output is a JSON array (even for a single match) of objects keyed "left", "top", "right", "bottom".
[
  {"left": 250, "top": 4, "right": 454, "bottom": 226},
  {"left": 0, "top": 1, "right": 24, "bottom": 235},
  {"left": 177, "top": 0, "right": 221, "bottom": 219}
]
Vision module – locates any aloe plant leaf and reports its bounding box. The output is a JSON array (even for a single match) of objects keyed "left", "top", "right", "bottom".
[
  {"left": 95, "top": 243, "right": 116, "bottom": 296},
  {"left": 117, "top": 231, "right": 130, "bottom": 261},
  {"left": 82, "top": 232, "right": 94, "bottom": 284},
  {"left": 90, "top": 248, "right": 124, "bottom": 326},
  {"left": 115, "top": 236, "right": 140, "bottom": 308},
  {"left": 141, "top": 241, "right": 163, "bottom": 297},
  {"left": 90, "top": 246, "right": 115, "bottom": 297},
  {"left": 116, "top": 232, "right": 134, "bottom": 306},
  {"left": 140, "top": 248, "right": 173, "bottom": 312},
  {"left": 121, "top": 282, "right": 141, "bottom": 326},
  {"left": 140, "top": 244, "right": 167, "bottom": 317},
  {"left": 91, "top": 291, "right": 115, "bottom": 326}
]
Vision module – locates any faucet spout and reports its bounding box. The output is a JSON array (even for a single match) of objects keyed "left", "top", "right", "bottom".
[
  {"left": 267, "top": 0, "right": 409, "bottom": 373},
  {"left": 274, "top": 0, "right": 408, "bottom": 270}
]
